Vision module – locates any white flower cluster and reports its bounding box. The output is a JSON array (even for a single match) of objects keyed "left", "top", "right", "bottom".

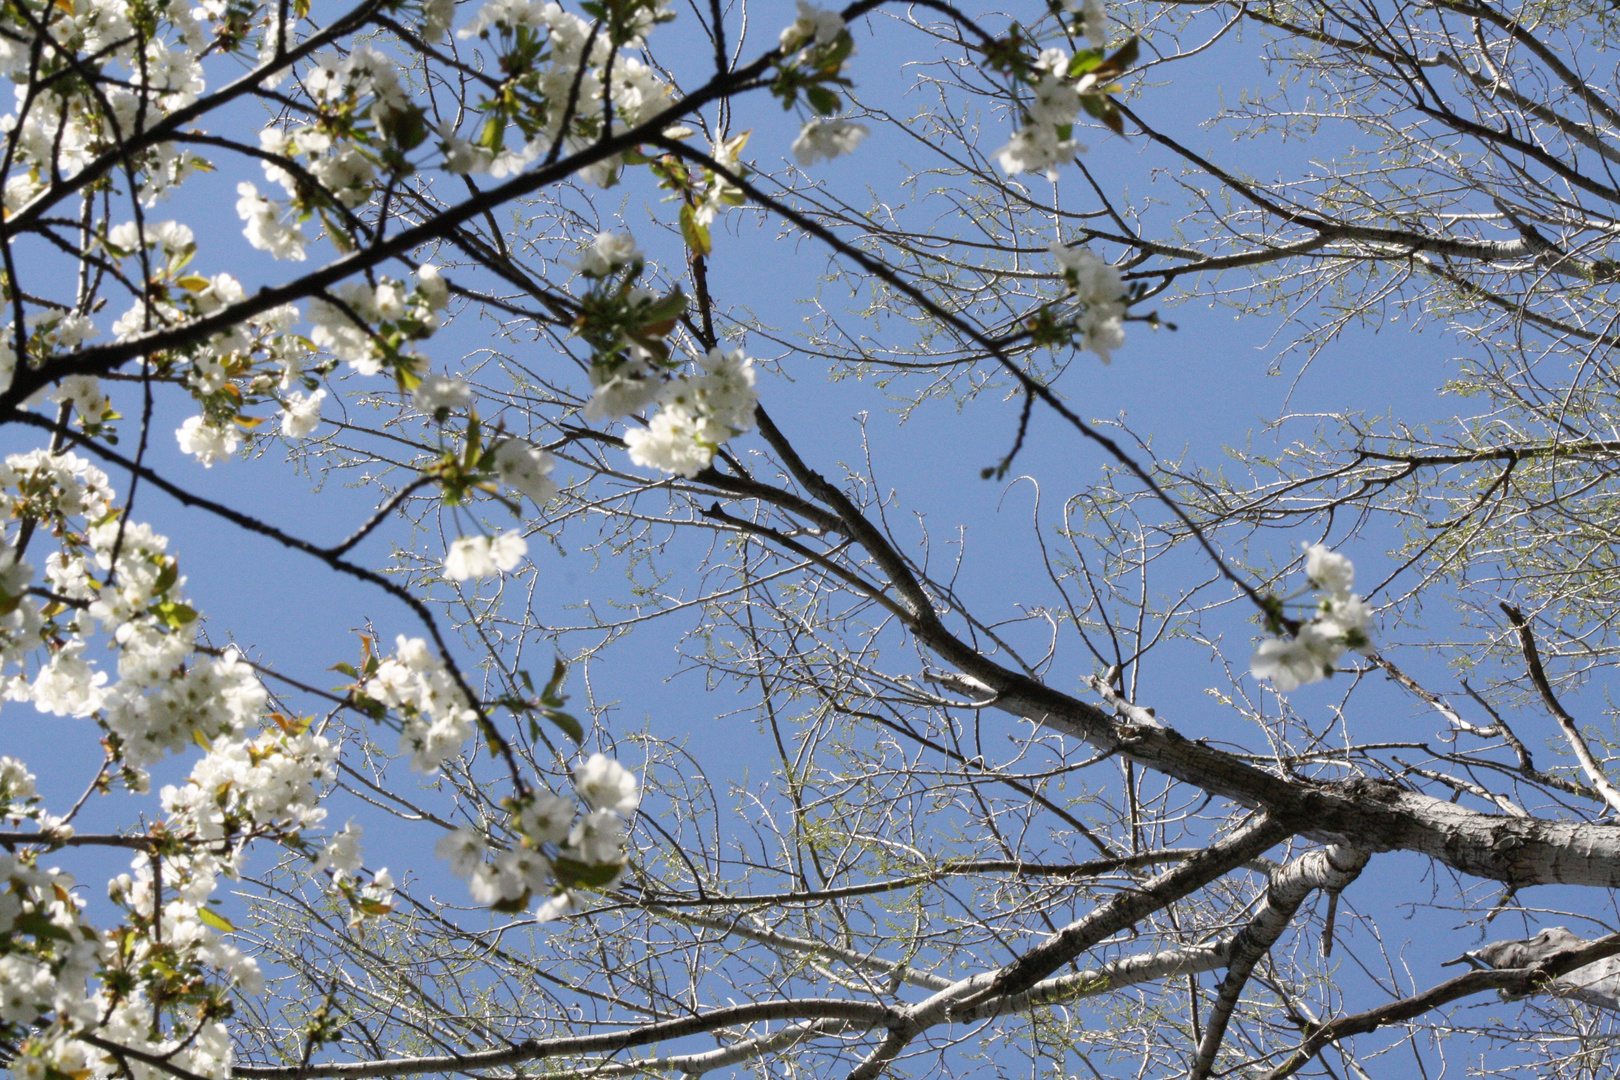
[
  {"left": 1064, "top": 0, "right": 1109, "bottom": 48},
  {"left": 0, "top": 464, "right": 268, "bottom": 775},
  {"left": 308, "top": 822, "right": 398, "bottom": 926},
  {"left": 0, "top": 454, "right": 110, "bottom": 697},
  {"left": 237, "top": 46, "right": 420, "bottom": 256},
  {"left": 260, "top": 47, "right": 406, "bottom": 202},
  {"left": 176, "top": 414, "right": 242, "bottom": 466},
  {"left": 442, "top": 0, "right": 671, "bottom": 183},
  {"left": 161, "top": 722, "right": 333, "bottom": 841},
  {"left": 281, "top": 389, "right": 328, "bottom": 438},
  {"left": 0, "top": 0, "right": 696, "bottom": 1069},
  {"left": 1250, "top": 544, "right": 1376, "bottom": 692},
  {"left": 0, "top": 0, "right": 216, "bottom": 215},
  {"left": 775, "top": 7, "right": 865, "bottom": 168},
  {"left": 413, "top": 374, "right": 473, "bottom": 418},
  {"left": 77, "top": 1002, "right": 232, "bottom": 1080},
  {"left": 998, "top": 48, "right": 1091, "bottom": 177},
  {"left": 494, "top": 439, "right": 560, "bottom": 505},
  {"left": 0, "top": 757, "right": 35, "bottom": 820},
  {"left": 622, "top": 347, "right": 760, "bottom": 478},
  {"left": 0, "top": 852, "right": 102, "bottom": 1079},
  {"left": 444, "top": 532, "right": 528, "bottom": 582},
  {"left": 574, "top": 232, "right": 752, "bottom": 469},
  {"left": 363, "top": 636, "right": 479, "bottom": 773},
  {"left": 0, "top": 450, "right": 371, "bottom": 1079},
  {"left": 92, "top": 253, "right": 312, "bottom": 467},
  {"left": 792, "top": 118, "right": 869, "bottom": 166},
  {"left": 306, "top": 268, "right": 450, "bottom": 378},
  {"left": 0, "top": 314, "right": 97, "bottom": 398},
  {"left": 106, "top": 218, "right": 194, "bottom": 257},
  {"left": 86, "top": 247, "right": 319, "bottom": 466},
  {"left": 778, "top": 1, "right": 846, "bottom": 54},
  {"left": 235, "top": 182, "right": 308, "bottom": 261},
  {"left": 1050, "top": 241, "right": 1127, "bottom": 362},
  {"left": 575, "top": 231, "right": 644, "bottom": 278},
  {"left": 436, "top": 752, "right": 640, "bottom": 920}
]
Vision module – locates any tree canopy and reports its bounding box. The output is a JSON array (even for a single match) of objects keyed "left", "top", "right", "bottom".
[{"left": 3, "top": 0, "right": 1620, "bottom": 1078}]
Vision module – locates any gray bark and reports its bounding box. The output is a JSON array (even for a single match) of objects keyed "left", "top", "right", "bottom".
[
  {"left": 1465, "top": 927, "right": 1620, "bottom": 1011},
  {"left": 927, "top": 671, "right": 1620, "bottom": 888}
]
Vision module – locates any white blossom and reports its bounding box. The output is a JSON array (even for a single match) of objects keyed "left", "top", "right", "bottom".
[
  {"left": 235, "top": 182, "right": 307, "bottom": 260},
  {"left": 493, "top": 439, "right": 558, "bottom": 505},
  {"left": 176, "top": 416, "right": 241, "bottom": 466},
  {"left": 534, "top": 888, "right": 582, "bottom": 921},
  {"left": 1249, "top": 636, "right": 1327, "bottom": 693},
  {"left": 435, "top": 828, "right": 487, "bottom": 877},
  {"left": 574, "top": 753, "right": 640, "bottom": 816},
  {"left": 23, "top": 641, "right": 107, "bottom": 717},
  {"left": 791, "top": 118, "right": 869, "bottom": 166},
  {"left": 517, "top": 790, "right": 575, "bottom": 845},
  {"left": 1065, "top": 0, "right": 1108, "bottom": 47},
  {"left": 49, "top": 375, "right": 110, "bottom": 422},
  {"left": 443, "top": 532, "right": 528, "bottom": 581},
  {"left": 422, "top": 0, "right": 456, "bottom": 38},
  {"left": 413, "top": 375, "right": 473, "bottom": 417},
  {"left": 1050, "top": 241, "right": 1127, "bottom": 362},
  {"left": 280, "top": 389, "right": 325, "bottom": 438},
  {"left": 1250, "top": 544, "right": 1376, "bottom": 692},
  {"left": 623, "top": 347, "right": 758, "bottom": 478},
  {"left": 574, "top": 231, "right": 643, "bottom": 277},
  {"left": 1304, "top": 543, "right": 1355, "bottom": 598},
  {"left": 565, "top": 807, "right": 627, "bottom": 865},
  {"left": 998, "top": 53, "right": 1089, "bottom": 177},
  {"left": 624, "top": 408, "right": 714, "bottom": 478},
  {"left": 316, "top": 821, "right": 365, "bottom": 881},
  {"left": 779, "top": 1, "right": 845, "bottom": 51},
  {"left": 418, "top": 264, "right": 450, "bottom": 311},
  {"left": 584, "top": 372, "right": 662, "bottom": 423},
  {"left": 458, "top": 0, "right": 549, "bottom": 38}
]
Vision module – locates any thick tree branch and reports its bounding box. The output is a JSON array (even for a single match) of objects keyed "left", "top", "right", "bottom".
[{"left": 1260, "top": 933, "right": 1620, "bottom": 1080}]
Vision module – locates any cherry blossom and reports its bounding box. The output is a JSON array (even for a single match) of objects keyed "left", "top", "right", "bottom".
[{"left": 792, "top": 118, "right": 870, "bottom": 166}]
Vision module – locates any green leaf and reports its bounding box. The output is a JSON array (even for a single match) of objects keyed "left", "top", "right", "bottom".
[
  {"left": 382, "top": 105, "right": 429, "bottom": 152},
  {"left": 1080, "top": 95, "right": 1124, "bottom": 135},
  {"left": 1091, "top": 36, "right": 1139, "bottom": 80},
  {"left": 639, "top": 287, "right": 689, "bottom": 325},
  {"left": 198, "top": 906, "right": 235, "bottom": 932},
  {"left": 14, "top": 910, "right": 73, "bottom": 941},
  {"left": 553, "top": 857, "right": 622, "bottom": 889},
  {"left": 805, "top": 84, "right": 842, "bottom": 116},
  {"left": 818, "top": 32, "right": 854, "bottom": 71},
  {"left": 542, "top": 656, "right": 567, "bottom": 703},
  {"left": 394, "top": 362, "right": 425, "bottom": 393},
  {"left": 155, "top": 600, "right": 197, "bottom": 629},
  {"left": 153, "top": 558, "right": 179, "bottom": 595},
  {"left": 679, "top": 205, "right": 711, "bottom": 257},
  {"left": 544, "top": 708, "right": 585, "bottom": 745},
  {"left": 463, "top": 411, "right": 483, "bottom": 471},
  {"left": 476, "top": 112, "right": 506, "bottom": 151},
  {"left": 1067, "top": 48, "right": 1105, "bottom": 76}
]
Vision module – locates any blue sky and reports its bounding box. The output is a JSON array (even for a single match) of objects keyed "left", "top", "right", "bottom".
[{"left": 1, "top": 0, "right": 1602, "bottom": 1074}]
